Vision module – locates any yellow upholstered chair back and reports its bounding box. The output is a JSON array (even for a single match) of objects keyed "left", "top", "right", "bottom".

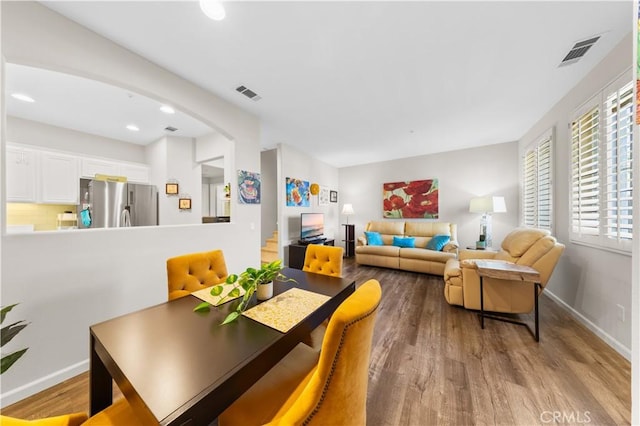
[
  {"left": 302, "top": 244, "right": 344, "bottom": 277},
  {"left": 0, "top": 398, "right": 141, "bottom": 425},
  {"left": 167, "top": 250, "right": 228, "bottom": 301},
  {"left": 0, "top": 413, "right": 88, "bottom": 426},
  {"left": 273, "top": 279, "right": 382, "bottom": 425}
]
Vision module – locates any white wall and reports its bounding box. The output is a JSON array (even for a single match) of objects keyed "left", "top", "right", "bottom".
[
  {"left": 148, "top": 135, "right": 202, "bottom": 226},
  {"left": 0, "top": 2, "right": 261, "bottom": 406},
  {"left": 7, "top": 116, "right": 146, "bottom": 163},
  {"left": 278, "top": 144, "right": 340, "bottom": 263},
  {"left": 518, "top": 33, "right": 633, "bottom": 358},
  {"left": 261, "top": 149, "right": 277, "bottom": 245},
  {"left": 195, "top": 131, "right": 233, "bottom": 178},
  {"left": 338, "top": 141, "right": 520, "bottom": 249}
]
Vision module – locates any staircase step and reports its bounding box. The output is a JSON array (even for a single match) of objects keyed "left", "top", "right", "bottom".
[
  {"left": 260, "top": 249, "right": 279, "bottom": 264},
  {"left": 261, "top": 229, "right": 279, "bottom": 264},
  {"left": 265, "top": 240, "right": 278, "bottom": 250}
]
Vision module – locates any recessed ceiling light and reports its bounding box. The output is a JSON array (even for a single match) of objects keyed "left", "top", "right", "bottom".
[
  {"left": 160, "top": 105, "right": 175, "bottom": 114},
  {"left": 200, "top": 0, "right": 226, "bottom": 21},
  {"left": 11, "top": 93, "right": 35, "bottom": 103},
  {"left": 126, "top": 124, "right": 140, "bottom": 132}
]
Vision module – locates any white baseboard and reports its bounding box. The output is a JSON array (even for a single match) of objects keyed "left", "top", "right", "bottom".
[
  {"left": 0, "top": 359, "right": 89, "bottom": 408},
  {"left": 544, "top": 290, "right": 631, "bottom": 361}
]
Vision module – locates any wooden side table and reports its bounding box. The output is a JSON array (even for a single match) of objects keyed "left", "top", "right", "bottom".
[
  {"left": 475, "top": 260, "right": 542, "bottom": 341},
  {"left": 342, "top": 224, "right": 355, "bottom": 258}
]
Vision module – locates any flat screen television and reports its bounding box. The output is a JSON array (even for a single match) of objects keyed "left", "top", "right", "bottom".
[{"left": 300, "top": 213, "right": 324, "bottom": 241}]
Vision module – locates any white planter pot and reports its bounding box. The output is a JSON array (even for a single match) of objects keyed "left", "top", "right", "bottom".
[{"left": 256, "top": 281, "right": 273, "bottom": 300}]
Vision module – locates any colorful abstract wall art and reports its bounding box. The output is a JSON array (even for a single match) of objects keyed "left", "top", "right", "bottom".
[
  {"left": 286, "top": 177, "right": 310, "bottom": 207},
  {"left": 383, "top": 179, "right": 439, "bottom": 219},
  {"left": 237, "top": 170, "right": 261, "bottom": 204}
]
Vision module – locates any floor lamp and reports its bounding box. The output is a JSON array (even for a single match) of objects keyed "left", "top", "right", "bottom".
[
  {"left": 469, "top": 196, "right": 506, "bottom": 248},
  {"left": 341, "top": 204, "right": 355, "bottom": 257},
  {"left": 341, "top": 203, "right": 354, "bottom": 224}
]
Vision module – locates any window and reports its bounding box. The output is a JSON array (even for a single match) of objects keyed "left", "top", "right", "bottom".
[
  {"left": 570, "top": 72, "right": 633, "bottom": 252},
  {"left": 522, "top": 129, "right": 553, "bottom": 230}
]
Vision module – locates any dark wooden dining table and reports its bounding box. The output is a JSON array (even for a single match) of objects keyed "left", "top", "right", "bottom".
[{"left": 89, "top": 267, "right": 356, "bottom": 425}]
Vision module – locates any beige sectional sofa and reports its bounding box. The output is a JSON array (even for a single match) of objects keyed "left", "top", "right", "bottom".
[{"left": 355, "top": 221, "right": 458, "bottom": 276}]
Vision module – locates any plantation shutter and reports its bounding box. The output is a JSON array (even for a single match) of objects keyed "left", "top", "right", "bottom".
[
  {"left": 523, "top": 150, "right": 536, "bottom": 227},
  {"left": 604, "top": 81, "right": 633, "bottom": 242},
  {"left": 522, "top": 130, "right": 552, "bottom": 230},
  {"left": 571, "top": 106, "right": 600, "bottom": 237}
]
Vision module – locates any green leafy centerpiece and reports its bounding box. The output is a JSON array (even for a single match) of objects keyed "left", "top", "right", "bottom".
[{"left": 193, "top": 259, "right": 295, "bottom": 324}]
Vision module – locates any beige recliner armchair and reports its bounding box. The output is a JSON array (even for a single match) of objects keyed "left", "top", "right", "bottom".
[{"left": 443, "top": 228, "right": 564, "bottom": 313}]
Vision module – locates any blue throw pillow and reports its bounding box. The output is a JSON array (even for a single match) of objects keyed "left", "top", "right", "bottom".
[
  {"left": 426, "top": 234, "right": 450, "bottom": 251},
  {"left": 392, "top": 236, "right": 415, "bottom": 248},
  {"left": 365, "top": 231, "right": 383, "bottom": 246}
]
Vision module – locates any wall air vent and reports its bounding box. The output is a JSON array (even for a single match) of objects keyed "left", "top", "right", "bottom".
[
  {"left": 559, "top": 36, "right": 600, "bottom": 67},
  {"left": 236, "top": 85, "right": 262, "bottom": 101},
  {"left": 164, "top": 126, "right": 178, "bottom": 132}
]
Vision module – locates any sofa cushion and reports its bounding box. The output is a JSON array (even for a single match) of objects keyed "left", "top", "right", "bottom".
[
  {"left": 366, "top": 221, "right": 405, "bottom": 236},
  {"left": 426, "top": 234, "right": 450, "bottom": 251},
  {"left": 405, "top": 222, "right": 453, "bottom": 248},
  {"left": 392, "top": 236, "right": 415, "bottom": 248},
  {"left": 364, "top": 231, "right": 383, "bottom": 246},
  {"left": 516, "top": 236, "right": 556, "bottom": 266},
  {"left": 501, "top": 227, "right": 550, "bottom": 257},
  {"left": 355, "top": 245, "right": 401, "bottom": 256},
  {"left": 400, "top": 247, "right": 456, "bottom": 262}
]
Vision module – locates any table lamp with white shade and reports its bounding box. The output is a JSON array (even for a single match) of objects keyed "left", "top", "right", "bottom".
[
  {"left": 469, "top": 196, "right": 506, "bottom": 248},
  {"left": 342, "top": 203, "right": 355, "bottom": 224}
]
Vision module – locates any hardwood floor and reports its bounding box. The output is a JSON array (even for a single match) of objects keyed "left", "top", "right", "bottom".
[{"left": 2, "top": 259, "right": 631, "bottom": 425}]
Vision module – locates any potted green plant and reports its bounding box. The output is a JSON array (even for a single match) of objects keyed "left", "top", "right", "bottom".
[
  {"left": 1, "top": 304, "right": 29, "bottom": 374},
  {"left": 193, "top": 259, "right": 296, "bottom": 324}
]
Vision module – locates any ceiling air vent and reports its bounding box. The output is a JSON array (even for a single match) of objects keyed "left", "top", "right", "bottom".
[
  {"left": 559, "top": 36, "right": 600, "bottom": 67},
  {"left": 164, "top": 126, "right": 178, "bottom": 132},
  {"left": 236, "top": 85, "right": 262, "bottom": 102}
]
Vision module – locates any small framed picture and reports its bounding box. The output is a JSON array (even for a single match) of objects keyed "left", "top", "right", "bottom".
[
  {"left": 166, "top": 183, "right": 179, "bottom": 195},
  {"left": 179, "top": 198, "right": 192, "bottom": 210},
  {"left": 330, "top": 190, "right": 338, "bottom": 203}
]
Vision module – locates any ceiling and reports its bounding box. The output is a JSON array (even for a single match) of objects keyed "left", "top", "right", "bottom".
[
  {"left": 10, "top": 1, "right": 633, "bottom": 168},
  {"left": 6, "top": 63, "right": 214, "bottom": 144}
]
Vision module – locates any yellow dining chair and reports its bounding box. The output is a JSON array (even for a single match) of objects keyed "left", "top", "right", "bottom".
[
  {"left": 166, "top": 249, "right": 229, "bottom": 301},
  {"left": 0, "top": 398, "right": 141, "bottom": 425},
  {"left": 219, "top": 279, "right": 382, "bottom": 426},
  {"left": 301, "top": 244, "right": 345, "bottom": 348},
  {"left": 302, "top": 244, "right": 344, "bottom": 277}
]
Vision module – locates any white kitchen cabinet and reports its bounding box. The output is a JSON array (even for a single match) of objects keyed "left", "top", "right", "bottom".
[
  {"left": 81, "top": 158, "right": 121, "bottom": 179},
  {"left": 7, "top": 144, "right": 151, "bottom": 205},
  {"left": 121, "top": 163, "right": 150, "bottom": 183},
  {"left": 40, "top": 152, "right": 79, "bottom": 204},
  {"left": 6, "top": 146, "right": 37, "bottom": 202},
  {"left": 81, "top": 158, "right": 149, "bottom": 183}
]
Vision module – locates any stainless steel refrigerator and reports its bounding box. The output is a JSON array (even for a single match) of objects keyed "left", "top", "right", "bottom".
[{"left": 79, "top": 178, "right": 158, "bottom": 228}]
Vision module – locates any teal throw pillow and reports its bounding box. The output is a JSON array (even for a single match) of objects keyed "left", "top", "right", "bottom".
[
  {"left": 392, "top": 236, "right": 415, "bottom": 248},
  {"left": 365, "top": 231, "right": 383, "bottom": 246},
  {"left": 426, "top": 234, "right": 450, "bottom": 251}
]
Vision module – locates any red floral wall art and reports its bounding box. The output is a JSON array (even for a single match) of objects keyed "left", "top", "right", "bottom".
[{"left": 383, "top": 179, "right": 439, "bottom": 219}]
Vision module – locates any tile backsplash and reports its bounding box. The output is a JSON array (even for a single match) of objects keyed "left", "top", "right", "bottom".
[{"left": 7, "top": 203, "right": 77, "bottom": 231}]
